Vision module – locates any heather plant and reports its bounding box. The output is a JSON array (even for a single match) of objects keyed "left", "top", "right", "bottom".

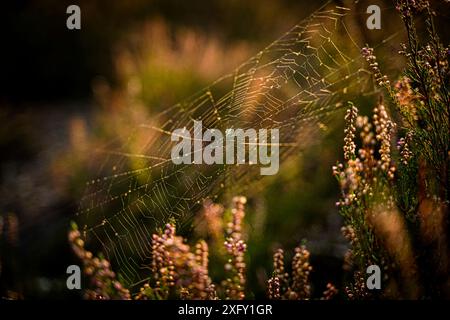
[
  {"left": 68, "top": 223, "right": 131, "bottom": 300},
  {"left": 142, "top": 196, "right": 248, "bottom": 300},
  {"left": 267, "top": 245, "right": 313, "bottom": 300},
  {"left": 393, "top": 2, "right": 449, "bottom": 284},
  {"left": 267, "top": 245, "right": 338, "bottom": 300},
  {"left": 333, "top": 101, "right": 399, "bottom": 298},
  {"left": 334, "top": 0, "right": 449, "bottom": 299},
  {"left": 71, "top": 196, "right": 335, "bottom": 300},
  {"left": 222, "top": 196, "right": 247, "bottom": 300},
  {"left": 391, "top": 0, "right": 448, "bottom": 298},
  {"left": 70, "top": 197, "right": 249, "bottom": 300},
  {"left": 146, "top": 223, "right": 216, "bottom": 300}
]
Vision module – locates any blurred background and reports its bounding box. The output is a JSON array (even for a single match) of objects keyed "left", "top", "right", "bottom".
[{"left": 1, "top": 0, "right": 449, "bottom": 299}]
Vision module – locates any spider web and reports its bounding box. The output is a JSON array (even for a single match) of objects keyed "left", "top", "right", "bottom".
[{"left": 77, "top": 2, "right": 394, "bottom": 285}]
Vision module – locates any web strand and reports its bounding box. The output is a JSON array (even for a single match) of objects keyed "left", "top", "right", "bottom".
[{"left": 77, "top": 2, "right": 395, "bottom": 284}]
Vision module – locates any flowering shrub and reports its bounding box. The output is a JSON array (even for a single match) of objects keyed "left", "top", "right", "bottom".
[
  {"left": 70, "top": 203, "right": 340, "bottom": 300},
  {"left": 267, "top": 246, "right": 314, "bottom": 300},
  {"left": 333, "top": 0, "right": 449, "bottom": 299},
  {"left": 70, "top": 197, "right": 247, "bottom": 300},
  {"left": 69, "top": 224, "right": 131, "bottom": 300}
]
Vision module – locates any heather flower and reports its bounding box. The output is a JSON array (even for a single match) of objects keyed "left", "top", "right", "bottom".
[
  {"left": 361, "top": 47, "right": 390, "bottom": 87},
  {"left": 268, "top": 245, "right": 313, "bottom": 300},
  {"left": 344, "top": 103, "right": 358, "bottom": 160},
  {"left": 272, "top": 248, "right": 289, "bottom": 289},
  {"left": 223, "top": 196, "right": 247, "bottom": 300},
  {"left": 190, "top": 241, "right": 215, "bottom": 299},
  {"left": 341, "top": 225, "right": 358, "bottom": 246},
  {"left": 373, "top": 104, "right": 396, "bottom": 180},
  {"left": 151, "top": 225, "right": 176, "bottom": 294},
  {"left": 68, "top": 223, "right": 131, "bottom": 300},
  {"left": 334, "top": 102, "right": 398, "bottom": 210},
  {"left": 334, "top": 158, "right": 363, "bottom": 206},
  {"left": 267, "top": 276, "right": 281, "bottom": 300},
  {"left": 291, "top": 245, "right": 312, "bottom": 299},
  {"left": 333, "top": 102, "right": 402, "bottom": 298},
  {"left": 321, "top": 283, "right": 338, "bottom": 300},
  {"left": 151, "top": 223, "right": 215, "bottom": 299},
  {"left": 195, "top": 240, "right": 209, "bottom": 270},
  {"left": 397, "top": 132, "right": 413, "bottom": 165},
  {"left": 152, "top": 224, "right": 214, "bottom": 299},
  {"left": 394, "top": 77, "right": 419, "bottom": 124},
  {"left": 345, "top": 271, "right": 369, "bottom": 300},
  {"left": 356, "top": 115, "right": 375, "bottom": 147}
]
